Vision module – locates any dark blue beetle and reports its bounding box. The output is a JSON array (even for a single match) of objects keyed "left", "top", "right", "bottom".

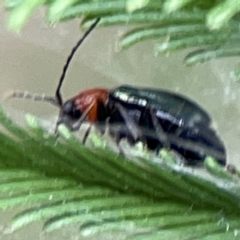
[{"left": 9, "top": 18, "right": 226, "bottom": 166}]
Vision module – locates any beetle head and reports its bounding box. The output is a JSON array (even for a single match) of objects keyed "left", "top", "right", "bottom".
[
  {"left": 6, "top": 18, "right": 100, "bottom": 133},
  {"left": 56, "top": 99, "right": 82, "bottom": 131}
]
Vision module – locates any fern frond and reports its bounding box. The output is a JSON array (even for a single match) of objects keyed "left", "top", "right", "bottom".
[
  {"left": 4, "top": 0, "right": 240, "bottom": 79},
  {"left": 0, "top": 107, "right": 240, "bottom": 239}
]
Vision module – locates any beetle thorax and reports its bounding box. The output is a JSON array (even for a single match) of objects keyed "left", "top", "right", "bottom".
[{"left": 73, "top": 88, "right": 108, "bottom": 122}]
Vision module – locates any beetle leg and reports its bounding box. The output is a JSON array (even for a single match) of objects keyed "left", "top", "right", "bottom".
[
  {"left": 72, "top": 100, "right": 105, "bottom": 144},
  {"left": 71, "top": 102, "right": 95, "bottom": 131},
  {"left": 148, "top": 108, "right": 170, "bottom": 148},
  {"left": 82, "top": 124, "right": 92, "bottom": 145},
  {"left": 114, "top": 103, "right": 142, "bottom": 141},
  {"left": 167, "top": 132, "right": 226, "bottom": 165}
]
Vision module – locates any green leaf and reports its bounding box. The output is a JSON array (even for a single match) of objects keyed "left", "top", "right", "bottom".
[
  {"left": 207, "top": 0, "right": 240, "bottom": 30},
  {"left": 163, "top": 0, "right": 193, "bottom": 13},
  {"left": 0, "top": 106, "right": 240, "bottom": 239},
  {"left": 48, "top": 0, "right": 79, "bottom": 22},
  {"left": 7, "top": 0, "right": 46, "bottom": 31},
  {"left": 121, "top": 23, "right": 208, "bottom": 49},
  {"left": 185, "top": 46, "right": 240, "bottom": 65},
  {"left": 81, "top": 11, "right": 205, "bottom": 28},
  {"left": 126, "top": 0, "right": 150, "bottom": 13},
  {"left": 5, "top": 0, "right": 240, "bottom": 77},
  {"left": 156, "top": 32, "right": 240, "bottom": 53}
]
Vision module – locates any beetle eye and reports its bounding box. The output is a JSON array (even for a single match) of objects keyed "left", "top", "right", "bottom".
[{"left": 62, "top": 100, "right": 81, "bottom": 119}]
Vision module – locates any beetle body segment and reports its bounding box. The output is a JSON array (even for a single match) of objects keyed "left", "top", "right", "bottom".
[
  {"left": 58, "top": 88, "right": 108, "bottom": 129},
  {"left": 73, "top": 88, "right": 108, "bottom": 122},
  {"left": 109, "top": 85, "right": 211, "bottom": 128}
]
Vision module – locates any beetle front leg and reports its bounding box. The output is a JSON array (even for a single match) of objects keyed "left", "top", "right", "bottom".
[
  {"left": 114, "top": 103, "right": 143, "bottom": 142},
  {"left": 70, "top": 102, "right": 96, "bottom": 131},
  {"left": 82, "top": 124, "right": 92, "bottom": 145},
  {"left": 72, "top": 100, "right": 106, "bottom": 144}
]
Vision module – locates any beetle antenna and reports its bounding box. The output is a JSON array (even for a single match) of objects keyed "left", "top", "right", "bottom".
[
  {"left": 4, "top": 90, "right": 59, "bottom": 106},
  {"left": 55, "top": 18, "right": 101, "bottom": 107}
]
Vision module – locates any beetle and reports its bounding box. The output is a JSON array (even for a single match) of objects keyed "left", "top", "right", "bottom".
[{"left": 7, "top": 17, "right": 226, "bottom": 166}]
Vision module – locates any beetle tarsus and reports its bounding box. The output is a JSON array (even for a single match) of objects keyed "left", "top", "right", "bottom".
[{"left": 82, "top": 125, "right": 92, "bottom": 145}]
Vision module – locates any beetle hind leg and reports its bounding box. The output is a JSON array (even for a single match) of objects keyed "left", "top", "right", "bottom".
[
  {"left": 148, "top": 108, "right": 170, "bottom": 148},
  {"left": 112, "top": 103, "right": 143, "bottom": 142},
  {"left": 176, "top": 125, "right": 226, "bottom": 165},
  {"left": 82, "top": 124, "right": 92, "bottom": 145},
  {"left": 137, "top": 106, "right": 171, "bottom": 152}
]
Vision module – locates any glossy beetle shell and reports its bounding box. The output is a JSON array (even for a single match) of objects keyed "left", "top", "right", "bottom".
[
  {"left": 109, "top": 85, "right": 211, "bottom": 128},
  {"left": 108, "top": 85, "right": 226, "bottom": 165}
]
